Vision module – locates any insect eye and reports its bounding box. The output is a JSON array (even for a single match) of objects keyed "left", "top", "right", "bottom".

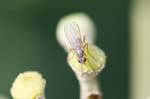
[
  {"left": 83, "top": 58, "right": 86, "bottom": 62},
  {"left": 78, "top": 59, "right": 81, "bottom": 63}
]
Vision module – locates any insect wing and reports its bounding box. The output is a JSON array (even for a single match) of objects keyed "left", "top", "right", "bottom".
[{"left": 64, "top": 22, "right": 82, "bottom": 48}]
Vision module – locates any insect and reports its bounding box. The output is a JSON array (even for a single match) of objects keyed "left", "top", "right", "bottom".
[
  {"left": 64, "top": 22, "right": 105, "bottom": 74},
  {"left": 64, "top": 21, "right": 97, "bottom": 73},
  {"left": 64, "top": 22, "right": 87, "bottom": 65}
]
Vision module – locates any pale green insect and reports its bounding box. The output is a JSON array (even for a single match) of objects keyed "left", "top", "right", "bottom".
[
  {"left": 64, "top": 22, "right": 87, "bottom": 65},
  {"left": 64, "top": 22, "right": 106, "bottom": 73}
]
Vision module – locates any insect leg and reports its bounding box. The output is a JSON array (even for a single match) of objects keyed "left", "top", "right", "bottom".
[
  {"left": 81, "top": 64, "right": 83, "bottom": 72},
  {"left": 84, "top": 44, "right": 99, "bottom": 73},
  {"left": 84, "top": 44, "right": 97, "bottom": 61},
  {"left": 86, "top": 57, "right": 96, "bottom": 72}
]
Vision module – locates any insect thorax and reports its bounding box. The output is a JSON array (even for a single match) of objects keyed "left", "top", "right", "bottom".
[
  {"left": 76, "top": 47, "right": 84, "bottom": 57},
  {"left": 75, "top": 46, "right": 86, "bottom": 64}
]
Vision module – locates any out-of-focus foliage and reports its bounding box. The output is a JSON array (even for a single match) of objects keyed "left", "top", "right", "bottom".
[{"left": 0, "top": 0, "right": 129, "bottom": 99}]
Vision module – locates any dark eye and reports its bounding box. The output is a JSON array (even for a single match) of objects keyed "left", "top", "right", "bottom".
[
  {"left": 83, "top": 58, "right": 86, "bottom": 62},
  {"left": 78, "top": 59, "right": 81, "bottom": 63}
]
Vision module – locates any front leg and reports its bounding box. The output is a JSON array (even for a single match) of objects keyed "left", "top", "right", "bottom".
[{"left": 84, "top": 43, "right": 96, "bottom": 61}]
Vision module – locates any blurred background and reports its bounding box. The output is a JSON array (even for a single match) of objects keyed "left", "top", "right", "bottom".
[{"left": 0, "top": 0, "right": 149, "bottom": 99}]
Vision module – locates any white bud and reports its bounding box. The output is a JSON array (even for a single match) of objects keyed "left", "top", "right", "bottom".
[{"left": 56, "top": 12, "right": 97, "bottom": 52}]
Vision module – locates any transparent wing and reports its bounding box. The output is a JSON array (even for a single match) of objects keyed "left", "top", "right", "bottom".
[{"left": 64, "top": 22, "right": 82, "bottom": 48}]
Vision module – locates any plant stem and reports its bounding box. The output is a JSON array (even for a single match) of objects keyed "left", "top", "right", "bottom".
[{"left": 76, "top": 73, "right": 103, "bottom": 99}]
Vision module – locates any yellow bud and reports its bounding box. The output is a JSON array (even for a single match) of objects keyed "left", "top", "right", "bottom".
[
  {"left": 67, "top": 44, "right": 106, "bottom": 76},
  {"left": 10, "top": 71, "right": 46, "bottom": 99}
]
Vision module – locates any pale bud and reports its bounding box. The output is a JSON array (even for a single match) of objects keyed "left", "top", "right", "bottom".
[
  {"left": 10, "top": 71, "right": 46, "bottom": 99},
  {"left": 56, "top": 12, "right": 97, "bottom": 52},
  {"left": 67, "top": 44, "right": 106, "bottom": 78}
]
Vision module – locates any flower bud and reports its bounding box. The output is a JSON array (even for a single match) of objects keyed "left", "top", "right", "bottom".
[
  {"left": 67, "top": 44, "right": 106, "bottom": 77},
  {"left": 56, "top": 12, "right": 97, "bottom": 52},
  {"left": 10, "top": 71, "right": 46, "bottom": 99}
]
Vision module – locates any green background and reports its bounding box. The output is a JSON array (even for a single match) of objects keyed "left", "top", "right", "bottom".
[{"left": 0, "top": 0, "right": 129, "bottom": 99}]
